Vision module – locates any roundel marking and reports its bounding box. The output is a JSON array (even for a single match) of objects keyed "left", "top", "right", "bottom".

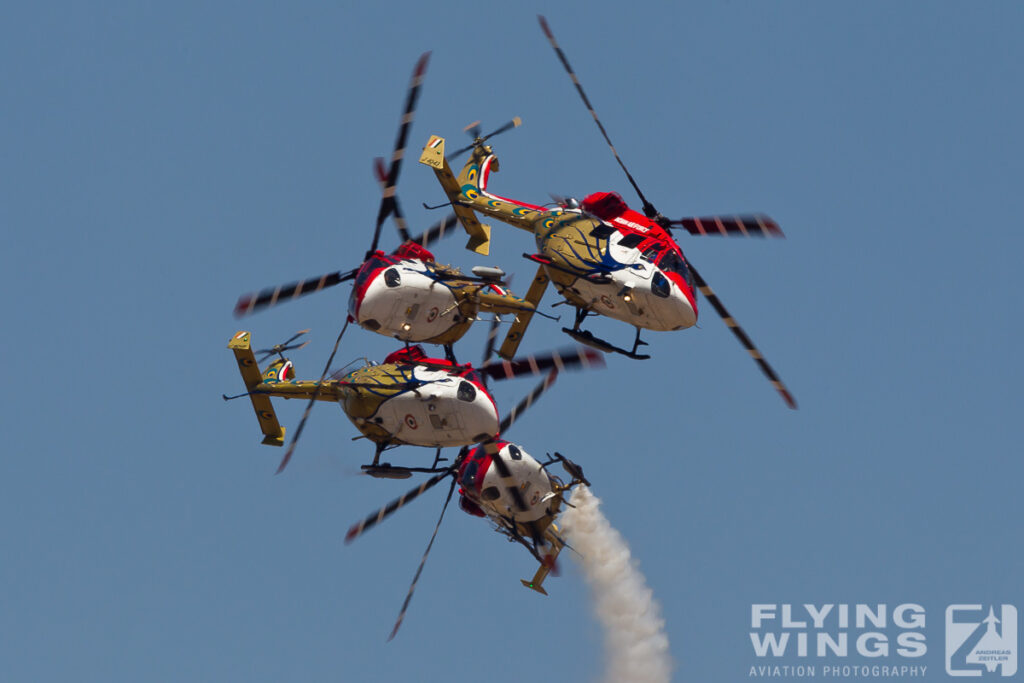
[
  {"left": 600, "top": 294, "right": 615, "bottom": 309},
  {"left": 426, "top": 306, "right": 439, "bottom": 322},
  {"left": 404, "top": 414, "right": 418, "bottom": 430}
]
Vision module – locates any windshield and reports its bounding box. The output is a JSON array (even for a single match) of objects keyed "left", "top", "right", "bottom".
[
  {"left": 353, "top": 256, "right": 391, "bottom": 291},
  {"left": 460, "top": 459, "right": 479, "bottom": 489},
  {"left": 658, "top": 249, "right": 696, "bottom": 291}
]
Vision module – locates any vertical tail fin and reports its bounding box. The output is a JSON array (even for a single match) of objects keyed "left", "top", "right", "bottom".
[
  {"left": 419, "top": 135, "right": 492, "bottom": 255},
  {"left": 227, "top": 331, "right": 286, "bottom": 447}
]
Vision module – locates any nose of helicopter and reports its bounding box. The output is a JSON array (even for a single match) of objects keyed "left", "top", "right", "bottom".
[
  {"left": 610, "top": 269, "right": 697, "bottom": 331},
  {"left": 479, "top": 444, "right": 553, "bottom": 522},
  {"left": 464, "top": 383, "right": 500, "bottom": 442}
]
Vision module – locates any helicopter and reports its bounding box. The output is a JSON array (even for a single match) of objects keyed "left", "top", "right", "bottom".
[
  {"left": 232, "top": 52, "right": 536, "bottom": 362},
  {"left": 225, "top": 329, "right": 602, "bottom": 475},
  {"left": 343, "top": 364, "right": 591, "bottom": 639},
  {"left": 416, "top": 16, "right": 796, "bottom": 409}
]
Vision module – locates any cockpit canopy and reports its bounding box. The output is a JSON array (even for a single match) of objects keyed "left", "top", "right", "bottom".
[{"left": 640, "top": 244, "right": 696, "bottom": 291}]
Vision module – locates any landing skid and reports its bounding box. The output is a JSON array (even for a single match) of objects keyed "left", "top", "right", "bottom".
[
  {"left": 361, "top": 446, "right": 450, "bottom": 479},
  {"left": 361, "top": 464, "right": 414, "bottom": 479},
  {"left": 361, "top": 463, "right": 452, "bottom": 479},
  {"left": 562, "top": 327, "right": 650, "bottom": 360}
]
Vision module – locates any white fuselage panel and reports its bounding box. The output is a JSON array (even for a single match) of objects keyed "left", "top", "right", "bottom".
[
  {"left": 369, "top": 368, "right": 498, "bottom": 447},
  {"left": 357, "top": 263, "right": 461, "bottom": 341}
]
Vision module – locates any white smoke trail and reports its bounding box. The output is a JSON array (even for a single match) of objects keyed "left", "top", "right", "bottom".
[{"left": 559, "top": 485, "right": 673, "bottom": 683}]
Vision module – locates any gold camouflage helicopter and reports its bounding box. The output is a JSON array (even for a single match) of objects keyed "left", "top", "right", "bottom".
[
  {"left": 225, "top": 327, "right": 602, "bottom": 475},
  {"left": 233, "top": 53, "right": 545, "bottom": 363},
  {"left": 415, "top": 16, "right": 796, "bottom": 409}
]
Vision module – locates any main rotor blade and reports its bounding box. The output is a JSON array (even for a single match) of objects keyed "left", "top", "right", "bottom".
[
  {"left": 499, "top": 369, "right": 559, "bottom": 434},
  {"left": 374, "top": 157, "right": 412, "bottom": 243},
  {"left": 345, "top": 468, "right": 455, "bottom": 543},
  {"left": 482, "top": 315, "right": 501, "bottom": 370},
  {"left": 368, "top": 52, "right": 430, "bottom": 258},
  {"left": 386, "top": 477, "right": 456, "bottom": 641},
  {"left": 481, "top": 346, "right": 604, "bottom": 382},
  {"left": 234, "top": 270, "right": 357, "bottom": 317},
  {"left": 407, "top": 211, "right": 457, "bottom": 248},
  {"left": 538, "top": 15, "right": 657, "bottom": 218},
  {"left": 672, "top": 214, "right": 784, "bottom": 238},
  {"left": 376, "top": 153, "right": 458, "bottom": 248},
  {"left": 688, "top": 263, "right": 797, "bottom": 409},
  {"left": 449, "top": 117, "right": 523, "bottom": 158},
  {"left": 275, "top": 319, "right": 350, "bottom": 474}
]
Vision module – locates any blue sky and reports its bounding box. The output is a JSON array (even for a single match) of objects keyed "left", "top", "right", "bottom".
[{"left": 3, "top": 2, "right": 1023, "bottom": 681}]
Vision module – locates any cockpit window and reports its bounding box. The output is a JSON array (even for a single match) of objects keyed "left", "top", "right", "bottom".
[
  {"left": 354, "top": 256, "right": 390, "bottom": 291},
  {"left": 617, "top": 233, "right": 645, "bottom": 250},
  {"left": 589, "top": 224, "right": 615, "bottom": 240},
  {"left": 658, "top": 250, "right": 696, "bottom": 291},
  {"left": 481, "top": 486, "right": 500, "bottom": 501},
  {"left": 460, "top": 460, "right": 479, "bottom": 488},
  {"left": 651, "top": 271, "right": 671, "bottom": 298},
  {"left": 640, "top": 246, "right": 661, "bottom": 263},
  {"left": 383, "top": 267, "right": 401, "bottom": 288},
  {"left": 457, "top": 380, "right": 477, "bottom": 402},
  {"left": 507, "top": 444, "right": 522, "bottom": 460}
]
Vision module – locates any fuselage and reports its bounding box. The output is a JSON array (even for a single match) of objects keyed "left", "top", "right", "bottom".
[
  {"left": 349, "top": 247, "right": 467, "bottom": 344},
  {"left": 348, "top": 243, "right": 531, "bottom": 347},
  {"left": 469, "top": 154, "right": 699, "bottom": 332},
  {"left": 457, "top": 440, "right": 558, "bottom": 524},
  {"left": 337, "top": 347, "right": 499, "bottom": 448}
]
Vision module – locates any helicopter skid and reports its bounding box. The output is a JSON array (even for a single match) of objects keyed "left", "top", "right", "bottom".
[
  {"left": 561, "top": 327, "right": 650, "bottom": 360},
  {"left": 361, "top": 464, "right": 414, "bottom": 479}
]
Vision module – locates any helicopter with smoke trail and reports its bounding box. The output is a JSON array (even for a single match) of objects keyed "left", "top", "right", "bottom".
[{"left": 343, "top": 363, "right": 594, "bottom": 640}]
